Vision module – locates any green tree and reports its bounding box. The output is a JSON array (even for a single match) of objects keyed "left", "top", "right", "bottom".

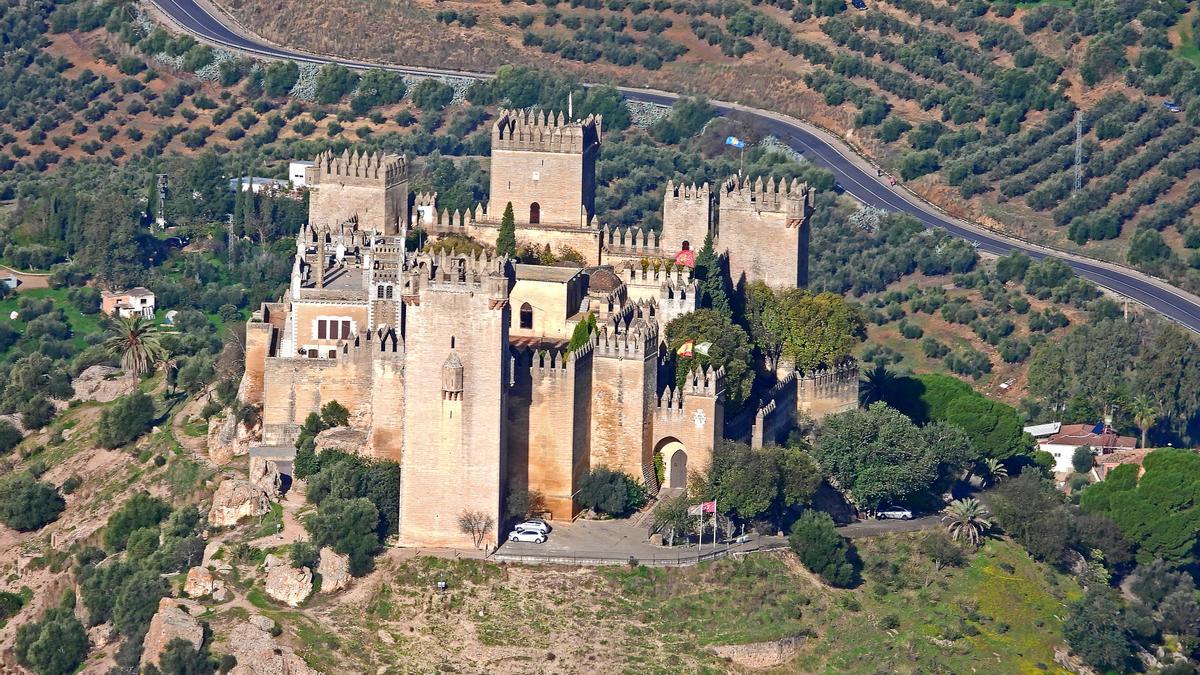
[
  {"left": 1063, "top": 588, "right": 1134, "bottom": 672},
  {"left": 104, "top": 491, "right": 171, "bottom": 551},
  {"left": 1080, "top": 448, "right": 1200, "bottom": 565},
  {"left": 665, "top": 309, "right": 754, "bottom": 408},
  {"left": 96, "top": 390, "right": 157, "bottom": 449},
  {"left": 305, "top": 497, "right": 381, "bottom": 576},
  {"left": 112, "top": 569, "right": 169, "bottom": 637},
  {"left": 157, "top": 637, "right": 216, "bottom": 675},
  {"left": 320, "top": 400, "right": 350, "bottom": 428},
  {"left": 103, "top": 315, "right": 165, "bottom": 377},
  {"left": 698, "top": 441, "right": 820, "bottom": 527},
  {"left": 0, "top": 420, "right": 23, "bottom": 454},
  {"left": 693, "top": 232, "right": 730, "bottom": 318},
  {"left": 262, "top": 61, "right": 300, "bottom": 97},
  {"left": 576, "top": 467, "right": 647, "bottom": 517},
  {"left": 788, "top": 510, "right": 857, "bottom": 587},
  {"left": 14, "top": 607, "right": 88, "bottom": 675},
  {"left": 775, "top": 289, "right": 867, "bottom": 371},
  {"left": 1129, "top": 394, "right": 1158, "bottom": 448},
  {"left": 411, "top": 79, "right": 455, "bottom": 112},
  {"left": 812, "top": 402, "right": 941, "bottom": 509},
  {"left": 290, "top": 541, "right": 319, "bottom": 570},
  {"left": 941, "top": 498, "right": 990, "bottom": 547},
  {"left": 496, "top": 202, "right": 517, "bottom": 256},
  {"left": 314, "top": 64, "right": 359, "bottom": 104},
  {"left": 650, "top": 493, "right": 694, "bottom": 546},
  {"left": 0, "top": 474, "right": 64, "bottom": 531},
  {"left": 1072, "top": 446, "right": 1094, "bottom": 474}
]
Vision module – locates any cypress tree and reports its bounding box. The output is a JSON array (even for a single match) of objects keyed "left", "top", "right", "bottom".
[
  {"left": 496, "top": 201, "right": 517, "bottom": 257},
  {"left": 694, "top": 232, "right": 731, "bottom": 320}
]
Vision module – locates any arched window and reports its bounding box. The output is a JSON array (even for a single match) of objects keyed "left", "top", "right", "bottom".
[
  {"left": 377, "top": 286, "right": 385, "bottom": 299},
  {"left": 385, "top": 286, "right": 393, "bottom": 299},
  {"left": 529, "top": 202, "right": 541, "bottom": 224},
  {"left": 519, "top": 303, "right": 533, "bottom": 329},
  {"left": 681, "top": 240, "right": 690, "bottom": 251}
]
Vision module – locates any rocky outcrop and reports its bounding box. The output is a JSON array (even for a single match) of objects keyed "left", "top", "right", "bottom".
[
  {"left": 141, "top": 598, "right": 204, "bottom": 670},
  {"left": 314, "top": 426, "right": 368, "bottom": 456},
  {"left": 208, "top": 478, "right": 272, "bottom": 528},
  {"left": 710, "top": 635, "right": 805, "bottom": 669},
  {"left": 227, "top": 621, "right": 318, "bottom": 675},
  {"left": 207, "top": 411, "right": 258, "bottom": 465},
  {"left": 183, "top": 566, "right": 225, "bottom": 599},
  {"left": 317, "top": 548, "right": 351, "bottom": 593},
  {"left": 72, "top": 365, "right": 136, "bottom": 403},
  {"left": 264, "top": 566, "right": 312, "bottom": 607},
  {"left": 250, "top": 459, "right": 283, "bottom": 499}
]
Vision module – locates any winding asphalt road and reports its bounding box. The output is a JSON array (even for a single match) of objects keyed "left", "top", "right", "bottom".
[{"left": 150, "top": 0, "right": 1200, "bottom": 331}]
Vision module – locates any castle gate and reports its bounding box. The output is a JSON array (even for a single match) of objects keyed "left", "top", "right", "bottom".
[{"left": 655, "top": 437, "right": 688, "bottom": 490}]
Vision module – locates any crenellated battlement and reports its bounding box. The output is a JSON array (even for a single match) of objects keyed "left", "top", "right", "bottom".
[
  {"left": 665, "top": 180, "right": 710, "bottom": 202},
  {"left": 681, "top": 365, "right": 725, "bottom": 398},
  {"left": 601, "top": 225, "right": 661, "bottom": 253},
  {"left": 493, "top": 108, "right": 602, "bottom": 154},
  {"left": 593, "top": 318, "right": 657, "bottom": 359},
  {"left": 312, "top": 149, "right": 408, "bottom": 187},
  {"left": 721, "top": 175, "right": 813, "bottom": 222},
  {"left": 623, "top": 264, "right": 693, "bottom": 287}
]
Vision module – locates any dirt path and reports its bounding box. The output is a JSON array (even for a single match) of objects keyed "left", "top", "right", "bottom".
[{"left": 0, "top": 265, "right": 50, "bottom": 290}]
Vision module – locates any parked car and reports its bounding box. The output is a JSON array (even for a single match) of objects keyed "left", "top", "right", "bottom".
[
  {"left": 508, "top": 529, "right": 547, "bottom": 544},
  {"left": 851, "top": 0, "right": 868, "bottom": 9},
  {"left": 515, "top": 519, "right": 551, "bottom": 535},
  {"left": 876, "top": 506, "right": 914, "bottom": 520},
  {"left": 1164, "top": 100, "right": 1182, "bottom": 113}
]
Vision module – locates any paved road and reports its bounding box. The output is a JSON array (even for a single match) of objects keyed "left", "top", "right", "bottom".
[
  {"left": 838, "top": 515, "right": 940, "bottom": 539},
  {"left": 150, "top": 0, "right": 1200, "bottom": 332}
]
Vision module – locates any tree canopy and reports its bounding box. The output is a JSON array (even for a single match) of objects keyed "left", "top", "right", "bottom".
[
  {"left": 665, "top": 308, "right": 754, "bottom": 408},
  {"left": 0, "top": 474, "right": 65, "bottom": 532},
  {"left": 744, "top": 282, "right": 866, "bottom": 371},
  {"left": 696, "top": 440, "right": 821, "bottom": 527}
]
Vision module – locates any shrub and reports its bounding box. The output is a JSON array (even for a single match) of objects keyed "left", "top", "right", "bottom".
[
  {"left": 576, "top": 467, "right": 647, "bottom": 517},
  {"left": 14, "top": 607, "right": 88, "bottom": 675},
  {"left": 104, "top": 491, "right": 170, "bottom": 551},
  {"left": 411, "top": 79, "right": 455, "bottom": 112},
  {"left": 290, "top": 541, "right": 319, "bottom": 570},
  {"left": 305, "top": 497, "right": 380, "bottom": 576},
  {"left": 788, "top": 510, "right": 857, "bottom": 587},
  {"left": 96, "top": 391, "right": 156, "bottom": 449},
  {"left": 0, "top": 420, "right": 22, "bottom": 454},
  {"left": 0, "top": 474, "right": 64, "bottom": 531}
]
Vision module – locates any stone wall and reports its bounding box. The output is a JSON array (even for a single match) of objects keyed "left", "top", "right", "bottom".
[
  {"left": 660, "top": 181, "right": 711, "bottom": 256},
  {"left": 430, "top": 218, "right": 603, "bottom": 265},
  {"left": 654, "top": 367, "right": 724, "bottom": 482},
  {"left": 751, "top": 373, "right": 797, "bottom": 449},
  {"left": 260, "top": 347, "right": 372, "bottom": 446},
  {"left": 718, "top": 177, "right": 813, "bottom": 290},
  {"left": 488, "top": 109, "right": 600, "bottom": 226},
  {"left": 507, "top": 346, "right": 593, "bottom": 520},
  {"left": 797, "top": 362, "right": 860, "bottom": 420},
  {"left": 306, "top": 150, "right": 408, "bottom": 235},
  {"left": 589, "top": 326, "right": 657, "bottom": 482}
]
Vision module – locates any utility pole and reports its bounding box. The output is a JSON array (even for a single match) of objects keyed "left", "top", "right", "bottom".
[{"left": 1073, "top": 110, "right": 1083, "bottom": 194}]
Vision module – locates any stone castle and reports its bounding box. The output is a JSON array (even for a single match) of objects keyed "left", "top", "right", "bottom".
[{"left": 242, "top": 109, "right": 857, "bottom": 548}]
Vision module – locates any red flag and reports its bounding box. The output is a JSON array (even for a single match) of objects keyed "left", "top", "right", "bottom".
[
  {"left": 674, "top": 249, "right": 695, "bottom": 268},
  {"left": 677, "top": 340, "right": 694, "bottom": 358},
  {"left": 700, "top": 500, "right": 717, "bottom": 514}
]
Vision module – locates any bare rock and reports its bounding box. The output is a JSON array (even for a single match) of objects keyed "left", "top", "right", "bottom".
[
  {"left": 264, "top": 554, "right": 284, "bottom": 568},
  {"left": 314, "top": 426, "right": 368, "bottom": 456},
  {"left": 249, "top": 614, "right": 276, "bottom": 633},
  {"left": 264, "top": 566, "right": 312, "bottom": 607},
  {"left": 72, "top": 365, "right": 136, "bottom": 403},
  {"left": 183, "top": 566, "right": 223, "bottom": 599},
  {"left": 207, "top": 412, "right": 254, "bottom": 465},
  {"left": 208, "top": 478, "right": 272, "bottom": 528},
  {"left": 141, "top": 598, "right": 204, "bottom": 670},
  {"left": 317, "top": 548, "right": 351, "bottom": 593},
  {"left": 710, "top": 635, "right": 806, "bottom": 669},
  {"left": 228, "top": 621, "right": 318, "bottom": 675},
  {"left": 250, "top": 459, "right": 283, "bottom": 499},
  {"left": 212, "top": 586, "right": 229, "bottom": 602}
]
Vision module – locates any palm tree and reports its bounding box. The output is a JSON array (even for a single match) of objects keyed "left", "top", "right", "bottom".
[
  {"left": 942, "top": 498, "right": 991, "bottom": 547},
  {"left": 860, "top": 364, "right": 895, "bottom": 405},
  {"left": 103, "top": 315, "right": 166, "bottom": 378},
  {"left": 1130, "top": 394, "right": 1159, "bottom": 449},
  {"left": 980, "top": 458, "right": 1007, "bottom": 486}
]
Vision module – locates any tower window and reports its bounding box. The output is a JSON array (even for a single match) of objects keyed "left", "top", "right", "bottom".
[
  {"left": 529, "top": 202, "right": 540, "bottom": 224},
  {"left": 519, "top": 303, "right": 533, "bottom": 330},
  {"left": 681, "top": 240, "right": 690, "bottom": 251},
  {"left": 377, "top": 286, "right": 385, "bottom": 299},
  {"left": 385, "top": 286, "right": 393, "bottom": 299},
  {"left": 451, "top": 336, "right": 456, "bottom": 349}
]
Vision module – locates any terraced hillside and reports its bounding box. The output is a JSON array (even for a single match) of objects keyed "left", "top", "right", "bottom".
[{"left": 213, "top": 0, "right": 1200, "bottom": 290}]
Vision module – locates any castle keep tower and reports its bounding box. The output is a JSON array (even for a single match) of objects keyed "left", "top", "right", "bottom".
[
  {"left": 660, "top": 181, "right": 711, "bottom": 257},
  {"left": 718, "top": 176, "right": 814, "bottom": 290},
  {"left": 307, "top": 150, "right": 409, "bottom": 235},
  {"left": 398, "top": 252, "right": 513, "bottom": 548},
  {"left": 590, "top": 320, "right": 658, "bottom": 485},
  {"left": 489, "top": 109, "right": 601, "bottom": 227}
]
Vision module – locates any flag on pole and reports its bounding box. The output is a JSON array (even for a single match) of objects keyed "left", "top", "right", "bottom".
[
  {"left": 687, "top": 504, "right": 703, "bottom": 516},
  {"left": 725, "top": 136, "right": 745, "bottom": 149},
  {"left": 677, "top": 340, "right": 694, "bottom": 357},
  {"left": 674, "top": 248, "right": 695, "bottom": 268},
  {"left": 700, "top": 500, "right": 717, "bottom": 513},
  {"left": 695, "top": 342, "right": 712, "bottom": 356}
]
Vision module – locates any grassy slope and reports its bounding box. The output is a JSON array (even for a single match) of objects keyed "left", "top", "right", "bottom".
[
  {"left": 0, "top": 287, "right": 102, "bottom": 352},
  {"left": 214, "top": 534, "right": 1078, "bottom": 673}
]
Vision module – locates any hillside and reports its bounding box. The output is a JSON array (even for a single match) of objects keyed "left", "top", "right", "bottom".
[{"left": 211, "top": 0, "right": 1200, "bottom": 291}]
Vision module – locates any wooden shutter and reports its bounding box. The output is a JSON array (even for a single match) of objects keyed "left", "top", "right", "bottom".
[
  {"left": 317, "top": 320, "right": 326, "bottom": 339},
  {"left": 342, "top": 320, "right": 351, "bottom": 339}
]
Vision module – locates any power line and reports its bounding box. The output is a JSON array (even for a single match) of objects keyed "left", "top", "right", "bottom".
[{"left": 1073, "top": 110, "right": 1083, "bottom": 193}]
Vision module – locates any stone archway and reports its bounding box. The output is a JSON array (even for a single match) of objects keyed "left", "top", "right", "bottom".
[{"left": 655, "top": 438, "right": 688, "bottom": 490}]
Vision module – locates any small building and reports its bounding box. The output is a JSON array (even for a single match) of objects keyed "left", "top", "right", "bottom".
[
  {"left": 102, "top": 288, "right": 156, "bottom": 319},
  {"left": 1038, "top": 422, "right": 1137, "bottom": 474},
  {"left": 1095, "top": 449, "right": 1151, "bottom": 480},
  {"left": 1, "top": 276, "right": 18, "bottom": 291},
  {"left": 228, "top": 176, "right": 292, "bottom": 194},
  {"left": 289, "top": 161, "right": 314, "bottom": 188},
  {"left": 1023, "top": 422, "right": 1061, "bottom": 439}
]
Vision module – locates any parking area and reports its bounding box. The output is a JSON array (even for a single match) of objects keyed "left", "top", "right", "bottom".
[{"left": 494, "top": 518, "right": 779, "bottom": 564}]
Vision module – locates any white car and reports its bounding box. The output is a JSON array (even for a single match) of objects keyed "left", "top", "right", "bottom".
[
  {"left": 876, "top": 506, "right": 914, "bottom": 520},
  {"left": 515, "top": 519, "right": 551, "bottom": 535},
  {"left": 508, "top": 529, "right": 547, "bottom": 544}
]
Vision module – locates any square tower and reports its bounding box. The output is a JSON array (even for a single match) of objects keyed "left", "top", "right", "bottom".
[
  {"left": 660, "top": 181, "right": 711, "bottom": 258},
  {"left": 489, "top": 109, "right": 601, "bottom": 227},
  {"left": 306, "top": 149, "right": 409, "bottom": 235},
  {"left": 718, "top": 176, "right": 814, "bottom": 290}
]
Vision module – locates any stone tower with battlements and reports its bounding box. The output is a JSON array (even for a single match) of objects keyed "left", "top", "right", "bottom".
[
  {"left": 307, "top": 149, "right": 409, "bottom": 235},
  {"left": 654, "top": 366, "right": 725, "bottom": 489},
  {"left": 718, "top": 176, "right": 814, "bottom": 290},
  {"left": 589, "top": 319, "right": 658, "bottom": 486},
  {"left": 660, "top": 181, "right": 711, "bottom": 258},
  {"left": 397, "top": 251, "right": 512, "bottom": 548},
  {"left": 488, "top": 109, "right": 601, "bottom": 227}
]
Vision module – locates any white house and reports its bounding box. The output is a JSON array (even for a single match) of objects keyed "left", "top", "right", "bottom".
[
  {"left": 289, "top": 160, "right": 314, "bottom": 188},
  {"left": 1037, "top": 423, "right": 1137, "bottom": 474},
  {"left": 102, "top": 288, "right": 156, "bottom": 319}
]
